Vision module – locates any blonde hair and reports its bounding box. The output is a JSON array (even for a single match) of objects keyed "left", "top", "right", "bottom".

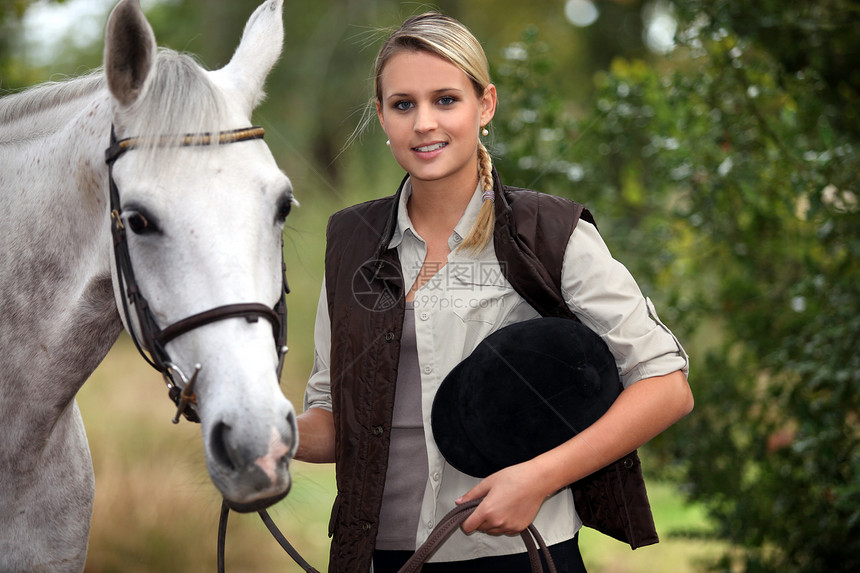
[{"left": 370, "top": 12, "right": 496, "bottom": 253}]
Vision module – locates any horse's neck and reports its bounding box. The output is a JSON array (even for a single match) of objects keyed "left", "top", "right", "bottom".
[
  {"left": 0, "top": 88, "right": 114, "bottom": 292},
  {"left": 0, "top": 75, "right": 107, "bottom": 145},
  {"left": 0, "top": 88, "right": 122, "bottom": 457}
]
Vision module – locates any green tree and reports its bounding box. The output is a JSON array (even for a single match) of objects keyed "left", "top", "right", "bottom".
[
  {"left": 0, "top": 0, "right": 66, "bottom": 88},
  {"left": 8, "top": 1, "right": 857, "bottom": 570},
  {"left": 492, "top": 2, "right": 860, "bottom": 571}
]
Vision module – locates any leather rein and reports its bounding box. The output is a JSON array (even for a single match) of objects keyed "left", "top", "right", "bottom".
[
  {"left": 103, "top": 127, "right": 554, "bottom": 572},
  {"left": 105, "top": 125, "right": 319, "bottom": 573}
]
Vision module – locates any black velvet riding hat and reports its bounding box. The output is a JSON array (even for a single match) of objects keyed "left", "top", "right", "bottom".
[{"left": 431, "top": 317, "right": 621, "bottom": 478}]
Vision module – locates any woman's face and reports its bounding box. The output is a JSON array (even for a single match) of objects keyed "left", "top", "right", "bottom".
[{"left": 376, "top": 50, "right": 496, "bottom": 194}]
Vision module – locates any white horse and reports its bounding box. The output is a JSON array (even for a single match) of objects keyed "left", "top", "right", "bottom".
[{"left": 0, "top": 0, "right": 298, "bottom": 569}]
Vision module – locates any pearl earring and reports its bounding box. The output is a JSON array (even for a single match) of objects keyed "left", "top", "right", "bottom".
[
  {"left": 386, "top": 139, "right": 391, "bottom": 146},
  {"left": 481, "top": 127, "right": 489, "bottom": 137}
]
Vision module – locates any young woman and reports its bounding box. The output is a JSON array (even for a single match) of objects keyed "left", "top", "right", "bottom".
[{"left": 296, "top": 12, "right": 693, "bottom": 573}]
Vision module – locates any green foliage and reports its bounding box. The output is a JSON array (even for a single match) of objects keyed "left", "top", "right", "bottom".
[
  {"left": 0, "top": 0, "right": 62, "bottom": 20},
  {"left": 4, "top": 1, "right": 859, "bottom": 571},
  {"left": 492, "top": 4, "right": 860, "bottom": 572}
]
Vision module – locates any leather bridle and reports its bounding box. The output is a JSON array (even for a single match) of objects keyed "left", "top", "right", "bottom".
[
  {"left": 105, "top": 125, "right": 321, "bottom": 573},
  {"left": 105, "top": 125, "right": 289, "bottom": 423},
  {"left": 103, "top": 126, "right": 555, "bottom": 572}
]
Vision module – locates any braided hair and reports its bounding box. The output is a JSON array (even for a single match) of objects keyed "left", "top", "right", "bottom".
[{"left": 371, "top": 12, "right": 496, "bottom": 253}]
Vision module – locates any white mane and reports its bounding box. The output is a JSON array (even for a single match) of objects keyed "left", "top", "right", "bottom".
[
  {"left": 0, "top": 72, "right": 105, "bottom": 126},
  {"left": 121, "top": 49, "right": 227, "bottom": 142},
  {"left": 0, "top": 49, "right": 226, "bottom": 156}
]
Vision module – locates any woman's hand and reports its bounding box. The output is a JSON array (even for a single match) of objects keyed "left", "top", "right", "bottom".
[
  {"left": 294, "top": 407, "right": 336, "bottom": 463},
  {"left": 454, "top": 369, "right": 693, "bottom": 536},
  {"left": 456, "top": 461, "right": 553, "bottom": 536}
]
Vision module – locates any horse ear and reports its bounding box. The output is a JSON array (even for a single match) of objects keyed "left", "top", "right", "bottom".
[
  {"left": 214, "top": 0, "right": 284, "bottom": 114},
  {"left": 104, "top": 0, "right": 157, "bottom": 107}
]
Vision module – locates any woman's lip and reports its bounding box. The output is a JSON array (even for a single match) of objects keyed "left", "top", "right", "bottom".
[{"left": 411, "top": 141, "right": 448, "bottom": 158}]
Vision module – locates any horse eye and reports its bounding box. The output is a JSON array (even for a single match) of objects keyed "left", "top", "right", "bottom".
[
  {"left": 276, "top": 197, "right": 292, "bottom": 223},
  {"left": 127, "top": 212, "right": 152, "bottom": 234}
]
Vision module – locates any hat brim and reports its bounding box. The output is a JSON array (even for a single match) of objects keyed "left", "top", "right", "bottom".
[
  {"left": 432, "top": 318, "right": 620, "bottom": 478},
  {"left": 430, "top": 359, "right": 499, "bottom": 478}
]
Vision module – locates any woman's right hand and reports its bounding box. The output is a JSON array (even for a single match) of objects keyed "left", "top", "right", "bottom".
[{"left": 295, "top": 407, "right": 336, "bottom": 463}]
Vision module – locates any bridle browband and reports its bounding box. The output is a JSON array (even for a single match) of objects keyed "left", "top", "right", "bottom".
[
  {"left": 104, "top": 125, "right": 319, "bottom": 573},
  {"left": 105, "top": 125, "right": 288, "bottom": 423}
]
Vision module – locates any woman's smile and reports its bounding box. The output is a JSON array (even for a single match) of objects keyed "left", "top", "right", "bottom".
[
  {"left": 377, "top": 50, "right": 495, "bottom": 194},
  {"left": 412, "top": 141, "right": 448, "bottom": 156}
]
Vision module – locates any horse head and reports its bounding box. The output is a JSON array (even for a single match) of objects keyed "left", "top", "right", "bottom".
[{"left": 103, "top": 0, "right": 296, "bottom": 511}]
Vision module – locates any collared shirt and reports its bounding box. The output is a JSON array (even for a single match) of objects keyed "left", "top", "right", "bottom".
[{"left": 305, "top": 181, "right": 689, "bottom": 562}]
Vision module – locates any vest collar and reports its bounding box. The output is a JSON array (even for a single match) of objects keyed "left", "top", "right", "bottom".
[
  {"left": 374, "top": 173, "right": 410, "bottom": 260},
  {"left": 380, "top": 172, "right": 493, "bottom": 256},
  {"left": 491, "top": 167, "right": 514, "bottom": 229}
]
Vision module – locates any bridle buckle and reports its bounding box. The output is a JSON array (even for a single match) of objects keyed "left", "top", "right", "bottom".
[
  {"left": 106, "top": 124, "right": 288, "bottom": 425},
  {"left": 164, "top": 362, "right": 202, "bottom": 424}
]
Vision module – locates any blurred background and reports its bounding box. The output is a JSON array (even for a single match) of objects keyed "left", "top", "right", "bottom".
[{"left": 1, "top": 0, "right": 858, "bottom": 571}]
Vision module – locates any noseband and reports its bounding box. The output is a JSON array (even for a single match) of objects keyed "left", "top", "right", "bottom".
[
  {"left": 104, "top": 126, "right": 318, "bottom": 573},
  {"left": 105, "top": 125, "right": 289, "bottom": 423}
]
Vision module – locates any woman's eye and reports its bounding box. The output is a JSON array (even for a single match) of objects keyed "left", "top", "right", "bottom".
[
  {"left": 393, "top": 100, "right": 413, "bottom": 111},
  {"left": 438, "top": 95, "right": 456, "bottom": 106}
]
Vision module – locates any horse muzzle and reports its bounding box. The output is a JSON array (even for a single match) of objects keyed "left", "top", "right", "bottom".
[{"left": 204, "top": 405, "right": 297, "bottom": 511}]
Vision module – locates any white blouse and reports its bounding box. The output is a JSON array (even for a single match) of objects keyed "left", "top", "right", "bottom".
[{"left": 304, "top": 181, "right": 688, "bottom": 563}]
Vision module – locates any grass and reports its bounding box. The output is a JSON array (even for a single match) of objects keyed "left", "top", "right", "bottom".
[
  {"left": 78, "top": 337, "right": 724, "bottom": 572},
  {"left": 79, "top": 336, "right": 337, "bottom": 572},
  {"left": 578, "top": 481, "right": 725, "bottom": 572},
  {"left": 76, "top": 187, "right": 725, "bottom": 571}
]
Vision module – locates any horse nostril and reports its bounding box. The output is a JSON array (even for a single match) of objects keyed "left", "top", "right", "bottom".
[{"left": 210, "top": 421, "right": 237, "bottom": 472}]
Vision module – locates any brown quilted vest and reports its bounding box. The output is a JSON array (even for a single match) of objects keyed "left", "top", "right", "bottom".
[{"left": 323, "top": 170, "right": 658, "bottom": 572}]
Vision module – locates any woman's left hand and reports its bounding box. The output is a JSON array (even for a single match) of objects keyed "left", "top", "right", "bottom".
[
  {"left": 454, "top": 370, "right": 694, "bottom": 537},
  {"left": 456, "top": 461, "right": 551, "bottom": 535}
]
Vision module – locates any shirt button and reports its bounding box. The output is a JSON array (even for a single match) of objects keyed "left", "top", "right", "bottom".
[
  {"left": 372, "top": 425, "right": 384, "bottom": 436},
  {"left": 423, "top": 365, "right": 433, "bottom": 374},
  {"left": 419, "top": 311, "right": 430, "bottom": 321},
  {"left": 384, "top": 331, "right": 395, "bottom": 342},
  {"left": 427, "top": 520, "right": 434, "bottom": 529},
  {"left": 432, "top": 472, "right": 441, "bottom": 481}
]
